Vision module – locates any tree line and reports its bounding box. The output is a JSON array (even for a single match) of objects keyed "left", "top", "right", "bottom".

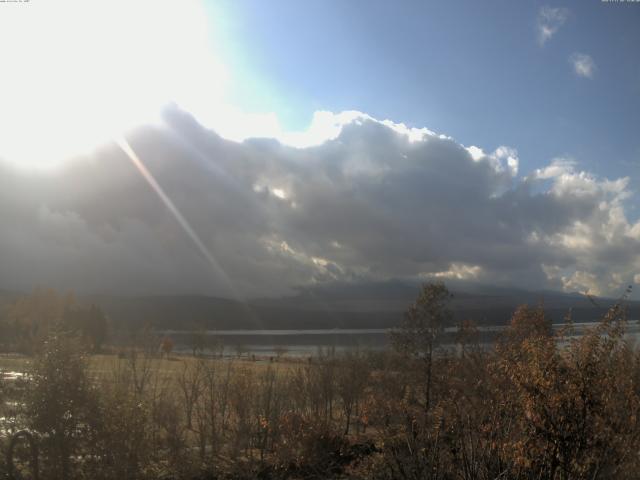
[{"left": 0, "top": 288, "right": 108, "bottom": 354}]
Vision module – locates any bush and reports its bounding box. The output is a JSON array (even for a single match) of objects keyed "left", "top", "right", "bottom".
[
  {"left": 26, "top": 330, "right": 96, "bottom": 478},
  {"left": 8, "top": 283, "right": 640, "bottom": 479}
]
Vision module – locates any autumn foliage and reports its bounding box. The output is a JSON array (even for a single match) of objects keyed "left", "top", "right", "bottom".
[{"left": 0, "top": 283, "right": 639, "bottom": 479}]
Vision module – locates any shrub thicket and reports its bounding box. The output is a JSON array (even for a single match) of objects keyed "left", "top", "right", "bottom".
[{"left": 0, "top": 283, "right": 638, "bottom": 479}]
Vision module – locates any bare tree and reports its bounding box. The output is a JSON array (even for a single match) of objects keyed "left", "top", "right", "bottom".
[
  {"left": 336, "top": 351, "right": 370, "bottom": 435},
  {"left": 391, "top": 282, "right": 453, "bottom": 413},
  {"left": 177, "top": 359, "right": 205, "bottom": 430}
]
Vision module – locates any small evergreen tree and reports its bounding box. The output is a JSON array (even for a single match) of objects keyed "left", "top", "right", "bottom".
[{"left": 27, "top": 331, "right": 95, "bottom": 478}]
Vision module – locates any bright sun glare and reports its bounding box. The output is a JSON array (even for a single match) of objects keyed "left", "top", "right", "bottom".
[{"left": 0, "top": 0, "right": 227, "bottom": 168}]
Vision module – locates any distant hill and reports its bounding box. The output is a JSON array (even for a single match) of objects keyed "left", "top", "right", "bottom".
[
  {"left": 0, "top": 282, "right": 635, "bottom": 332},
  {"left": 68, "top": 281, "right": 640, "bottom": 331},
  {"left": 81, "top": 293, "right": 401, "bottom": 331}
]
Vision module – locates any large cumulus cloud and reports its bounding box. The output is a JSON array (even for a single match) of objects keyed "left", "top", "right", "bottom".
[{"left": 0, "top": 106, "right": 638, "bottom": 297}]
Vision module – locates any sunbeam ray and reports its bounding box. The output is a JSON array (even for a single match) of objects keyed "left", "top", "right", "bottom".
[{"left": 115, "top": 135, "right": 242, "bottom": 302}]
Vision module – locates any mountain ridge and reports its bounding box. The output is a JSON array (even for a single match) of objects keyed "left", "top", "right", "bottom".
[{"left": 1, "top": 282, "right": 636, "bottom": 331}]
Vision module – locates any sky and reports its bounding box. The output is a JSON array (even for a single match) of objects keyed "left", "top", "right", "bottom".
[
  {"left": 206, "top": 0, "right": 640, "bottom": 185},
  {"left": 0, "top": 0, "right": 638, "bottom": 298}
]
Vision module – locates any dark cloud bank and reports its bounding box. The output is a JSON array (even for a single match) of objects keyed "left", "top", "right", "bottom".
[{"left": 0, "top": 106, "right": 638, "bottom": 298}]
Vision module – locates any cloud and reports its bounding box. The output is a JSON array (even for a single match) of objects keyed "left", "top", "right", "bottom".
[
  {"left": 537, "top": 6, "right": 569, "bottom": 46},
  {"left": 570, "top": 53, "right": 596, "bottom": 78},
  {"left": 0, "top": 106, "right": 638, "bottom": 298},
  {"left": 423, "top": 263, "right": 483, "bottom": 281},
  {"left": 531, "top": 157, "right": 577, "bottom": 180}
]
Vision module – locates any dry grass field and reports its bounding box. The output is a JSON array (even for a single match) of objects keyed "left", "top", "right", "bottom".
[{"left": 0, "top": 351, "right": 302, "bottom": 383}]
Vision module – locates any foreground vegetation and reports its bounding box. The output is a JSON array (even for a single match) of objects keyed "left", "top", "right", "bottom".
[{"left": 0, "top": 283, "right": 638, "bottom": 479}]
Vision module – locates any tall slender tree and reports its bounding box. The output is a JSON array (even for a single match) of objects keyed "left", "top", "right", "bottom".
[{"left": 391, "top": 282, "right": 453, "bottom": 413}]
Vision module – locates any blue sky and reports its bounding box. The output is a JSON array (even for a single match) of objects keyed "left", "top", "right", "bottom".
[{"left": 206, "top": 0, "right": 640, "bottom": 190}]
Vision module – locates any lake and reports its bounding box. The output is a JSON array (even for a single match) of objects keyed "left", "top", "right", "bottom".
[{"left": 161, "top": 319, "right": 640, "bottom": 358}]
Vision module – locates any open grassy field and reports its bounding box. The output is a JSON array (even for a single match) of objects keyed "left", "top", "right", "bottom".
[
  {"left": 0, "top": 351, "right": 303, "bottom": 382},
  {"left": 0, "top": 353, "right": 33, "bottom": 375}
]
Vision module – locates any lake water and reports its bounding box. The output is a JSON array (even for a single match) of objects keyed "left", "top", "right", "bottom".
[{"left": 162, "top": 320, "right": 640, "bottom": 358}]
